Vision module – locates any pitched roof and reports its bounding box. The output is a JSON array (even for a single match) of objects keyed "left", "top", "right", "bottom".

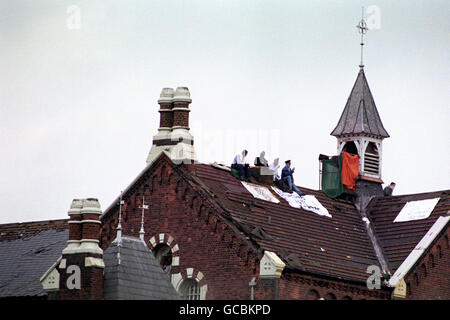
[
  {"left": 184, "top": 163, "right": 381, "bottom": 283},
  {"left": 0, "top": 220, "right": 69, "bottom": 298},
  {"left": 331, "top": 69, "right": 390, "bottom": 138},
  {"left": 367, "top": 190, "right": 450, "bottom": 273},
  {"left": 99, "top": 153, "right": 448, "bottom": 286},
  {"left": 103, "top": 236, "right": 180, "bottom": 300}
]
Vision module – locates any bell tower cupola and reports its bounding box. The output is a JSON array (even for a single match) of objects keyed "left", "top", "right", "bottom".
[{"left": 330, "top": 11, "right": 390, "bottom": 199}]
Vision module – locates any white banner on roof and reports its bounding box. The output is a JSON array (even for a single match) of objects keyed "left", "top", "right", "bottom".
[
  {"left": 271, "top": 187, "right": 331, "bottom": 218},
  {"left": 393, "top": 198, "right": 440, "bottom": 223},
  {"left": 241, "top": 181, "right": 280, "bottom": 204}
]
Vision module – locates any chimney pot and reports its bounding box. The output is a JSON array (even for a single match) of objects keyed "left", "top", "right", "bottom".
[
  {"left": 158, "top": 87, "right": 174, "bottom": 104},
  {"left": 173, "top": 87, "right": 192, "bottom": 103}
]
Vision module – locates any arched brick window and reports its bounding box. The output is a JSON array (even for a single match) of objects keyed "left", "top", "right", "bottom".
[
  {"left": 342, "top": 296, "right": 352, "bottom": 300},
  {"left": 180, "top": 278, "right": 200, "bottom": 300},
  {"left": 149, "top": 233, "right": 180, "bottom": 269},
  {"left": 324, "top": 292, "right": 337, "bottom": 300},
  {"left": 154, "top": 243, "right": 173, "bottom": 272},
  {"left": 305, "top": 289, "right": 320, "bottom": 300},
  {"left": 171, "top": 268, "right": 207, "bottom": 300}
]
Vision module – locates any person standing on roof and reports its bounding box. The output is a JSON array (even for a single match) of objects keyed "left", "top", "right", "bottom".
[
  {"left": 231, "top": 149, "right": 251, "bottom": 181},
  {"left": 383, "top": 182, "right": 396, "bottom": 196},
  {"left": 281, "top": 160, "right": 305, "bottom": 196}
]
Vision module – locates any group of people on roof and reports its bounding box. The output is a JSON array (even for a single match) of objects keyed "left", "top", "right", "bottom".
[{"left": 231, "top": 150, "right": 305, "bottom": 196}]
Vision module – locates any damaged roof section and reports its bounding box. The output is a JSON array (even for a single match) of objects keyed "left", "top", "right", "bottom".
[
  {"left": 185, "top": 163, "right": 381, "bottom": 283},
  {"left": 0, "top": 220, "right": 69, "bottom": 298}
]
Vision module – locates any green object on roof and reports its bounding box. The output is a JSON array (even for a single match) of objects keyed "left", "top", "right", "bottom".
[
  {"left": 321, "top": 154, "right": 344, "bottom": 198},
  {"left": 230, "top": 168, "right": 240, "bottom": 179}
]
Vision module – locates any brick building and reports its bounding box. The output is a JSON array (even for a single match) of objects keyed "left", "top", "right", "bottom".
[{"left": 0, "top": 67, "right": 448, "bottom": 300}]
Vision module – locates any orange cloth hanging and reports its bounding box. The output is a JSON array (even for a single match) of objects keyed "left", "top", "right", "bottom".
[{"left": 341, "top": 152, "right": 359, "bottom": 191}]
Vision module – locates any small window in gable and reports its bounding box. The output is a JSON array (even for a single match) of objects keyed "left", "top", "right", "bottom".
[{"left": 180, "top": 279, "right": 200, "bottom": 300}]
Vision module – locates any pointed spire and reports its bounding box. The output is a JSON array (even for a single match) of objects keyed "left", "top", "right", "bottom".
[{"left": 331, "top": 69, "right": 389, "bottom": 138}]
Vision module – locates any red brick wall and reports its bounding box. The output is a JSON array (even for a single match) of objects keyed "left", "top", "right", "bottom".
[
  {"left": 278, "top": 271, "right": 389, "bottom": 300},
  {"left": 55, "top": 253, "right": 104, "bottom": 300},
  {"left": 99, "top": 157, "right": 400, "bottom": 300},
  {"left": 159, "top": 102, "right": 173, "bottom": 128},
  {"left": 100, "top": 158, "right": 261, "bottom": 300},
  {"left": 173, "top": 109, "right": 190, "bottom": 128},
  {"left": 404, "top": 228, "right": 450, "bottom": 300}
]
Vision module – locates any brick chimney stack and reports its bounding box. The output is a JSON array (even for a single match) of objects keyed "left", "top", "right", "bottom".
[
  {"left": 146, "top": 86, "right": 197, "bottom": 165},
  {"left": 172, "top": 86, "right": 191, "bottom": 129},
  {"left": 56, "top": 198, "right": 104, "bottom": 300},
  {"left": 157, "top": 87, "right": 175, "bottom": 139},
  {"left": 62, "top": 199, "right": 83, "bottom": 255}
]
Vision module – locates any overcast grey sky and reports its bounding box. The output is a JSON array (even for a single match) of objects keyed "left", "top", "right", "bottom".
[{"left": 0, "top": 0, "right": 449, "bottom": 223}]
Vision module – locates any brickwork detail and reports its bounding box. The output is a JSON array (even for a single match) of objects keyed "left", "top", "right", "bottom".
[{"left": 403, "top": 230, "right": 450, "bottom": 299}]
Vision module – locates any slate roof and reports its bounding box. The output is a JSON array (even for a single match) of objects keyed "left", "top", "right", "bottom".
[
  {"left": 180, "top": 163, "right": 450, "bottom": 284},
  {"left": 99, "top": 151, "right": 449, "bottom": 287},
  {"left": 184, "top": 164, "right": 381, "bottom": 283},
  {"left": 367, "top": 190, "right": 450, "bottom": 273},
  {"left": 103, "top": 236, "right": 180, "bottom": 300},
  {"left": 0, "top": 220, "right": 69, "bottom": 298},
  {"left": 331, "top": 69, "right": 390, "bottom": 138}
]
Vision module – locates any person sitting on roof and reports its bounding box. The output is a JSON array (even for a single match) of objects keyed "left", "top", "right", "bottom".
[
  {"left": 383, "top": 182, "right": 396, "bottom": 196},
  {"left": 270, "top": 158, "right": 286, "bottom": 190},
  {"left": 254, "top": 151, "right": 269, "bottom": 167},
  {"left": 281, "top": 160, "right": 305, "bottom": 196},
  {"left": 231, "top": 149, "right": 251, "bottom": 181},
  {"left": 269, "top": 158, "right": 281, "bottom": 182}
]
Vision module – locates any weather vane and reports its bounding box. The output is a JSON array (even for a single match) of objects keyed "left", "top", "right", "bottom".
[{"left": 357, "top": 7, "right": 368, "bottom": 69}]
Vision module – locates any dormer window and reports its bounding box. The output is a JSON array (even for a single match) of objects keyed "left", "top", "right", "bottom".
[{"left": 364, "top": 142, "right": 379, "bottom": 176}]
